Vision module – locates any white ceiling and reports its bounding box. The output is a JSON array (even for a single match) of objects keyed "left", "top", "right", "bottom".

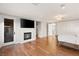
[{"left": 0, "top": 3, "right": 79, "bottom": 22}]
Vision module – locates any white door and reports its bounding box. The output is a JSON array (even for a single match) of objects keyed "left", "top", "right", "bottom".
[{"left": 48, "top": 23, "right": 56, "bottom": 36}]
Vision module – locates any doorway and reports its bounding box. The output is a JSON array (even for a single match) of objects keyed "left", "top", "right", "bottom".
[
  {"left": 47, "top": 23, "right": 56, "bottom": 38},
  {"left": 36, "top": 21, "right": 41, "bottom": 39},
  {"left": 4, "top": 18, "right": 14, "bottom": 43}
]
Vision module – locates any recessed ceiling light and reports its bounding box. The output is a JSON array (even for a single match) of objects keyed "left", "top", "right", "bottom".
[
  {"left": 55, "top": 15, "right": 65, "bottom": 21},
  {"left": 60, "top": 4, "right": 65, "bottom": 9},
  {"left": 32, "top": 3, "right": 40, "bottom": 6},
  {"left": 52, "top": 23, "right": 56, "bottom": 26}
]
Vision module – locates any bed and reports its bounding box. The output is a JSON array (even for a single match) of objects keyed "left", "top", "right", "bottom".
[{"left": 58, "top": 34, "right": 79, "bottom": 50}]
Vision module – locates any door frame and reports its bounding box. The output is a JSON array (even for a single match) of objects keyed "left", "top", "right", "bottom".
[
  {"left": 47, "top": 23, "right": 57, "bottom": 37},
  {"left": 3, "top": 17, "right": 15, "bottom": 46},
  {"left": 36, "top": 21, "right": 41, "bottom": 39}
]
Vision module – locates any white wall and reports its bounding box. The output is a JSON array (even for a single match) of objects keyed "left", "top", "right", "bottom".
[
  {"left": 0, "top": 14, "right": 36, "bottom": 47},
  {"left": 0, "top": 15, "right": 4, "bottom": 47},
  {"left": 38, "top": 22, "right": 47, "bottom": 38},
  {"left": 14, "top": 18, "right": 36, "bottom": 43},
  {"left": 38, "top": 22, "right": 57, "bottom": 38},
  {"left": 57, "top": 20, "right": 79, "bottom": 35}
]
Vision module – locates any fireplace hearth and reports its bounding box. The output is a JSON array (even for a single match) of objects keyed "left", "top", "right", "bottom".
[{"left": 24, "top": 32, "right": 31, "bottom": 40}]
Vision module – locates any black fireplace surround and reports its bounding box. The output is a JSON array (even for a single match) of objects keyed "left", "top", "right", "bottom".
[{"left": 24, "top": 32, "right": 31, "bottom": 40}]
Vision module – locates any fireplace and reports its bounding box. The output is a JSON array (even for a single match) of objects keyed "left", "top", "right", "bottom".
[{"left": 24, "top": 32, "right": 31, "bottom": 40}]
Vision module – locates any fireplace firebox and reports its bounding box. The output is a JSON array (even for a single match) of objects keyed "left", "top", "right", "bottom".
[{"left": 24, "top": 32, "right": 31, "bottom": 40}]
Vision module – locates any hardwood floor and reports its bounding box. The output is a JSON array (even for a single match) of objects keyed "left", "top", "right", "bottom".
[{"left": 0, "top": 37, "right": 79, "bottom": 56}]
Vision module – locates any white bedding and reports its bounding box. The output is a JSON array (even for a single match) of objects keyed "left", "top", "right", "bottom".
[{"left": 58, "top": 34, "right": 79, "bottom": 45}]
